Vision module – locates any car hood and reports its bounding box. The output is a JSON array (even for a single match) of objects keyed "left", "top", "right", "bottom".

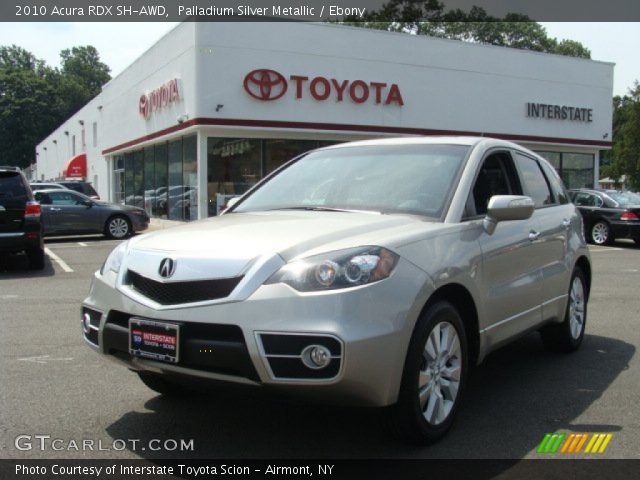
[{"left": 125, "top": 211, "right": 442, "bottom": 281}]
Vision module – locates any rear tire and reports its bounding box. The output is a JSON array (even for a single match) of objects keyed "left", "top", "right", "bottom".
[
  {"left": 390, "top": 301, "right": 468, "bottom": 444},
  {"left": 137, "top": 372, "right": 192, "bottom": 397},
  {"left": 26, "top": 247, "right": 45, "bottom": 270},
  {"left": 540, "top": 268, "right": 588, "bottom": 353},
  {"left": 590, "top": 221, "right": 612, "bottom": 245},
  {"left": 105, "top": 215, "right": 131, "bottom": 239}
]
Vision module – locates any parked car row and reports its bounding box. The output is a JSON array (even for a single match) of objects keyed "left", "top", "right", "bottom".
[
  {"left": 569, "top": 188, "right": 640, "bottom": 245},
  {"left": 1, "top": 171, "right": 149, "bottom": 270}
]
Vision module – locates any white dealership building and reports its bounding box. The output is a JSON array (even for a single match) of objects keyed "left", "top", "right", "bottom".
[{"left": 35, "top": 22, "right": 614, "bottom": 221}]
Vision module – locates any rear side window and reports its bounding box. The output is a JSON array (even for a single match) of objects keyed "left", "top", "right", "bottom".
[
  {"left": 538, "top": 158, "right": 569, "bottom": 204},
  {"left": 514, "top": 154, "right": 554, "bottom": 208},
  {"left": 0, "top": 172, "right": 29, "bottom": 207}
]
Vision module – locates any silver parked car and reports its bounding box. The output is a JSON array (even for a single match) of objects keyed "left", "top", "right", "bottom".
[
  {"left": 82, "top": 137, "right": 591, "bottom": 443},
  {"left": 34, "top": 189, "right": 149, "bottom": 239}
]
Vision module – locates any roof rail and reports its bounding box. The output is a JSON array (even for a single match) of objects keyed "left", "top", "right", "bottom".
[{"left": 0, "top": 165, "right": 21, "bottom": 172}]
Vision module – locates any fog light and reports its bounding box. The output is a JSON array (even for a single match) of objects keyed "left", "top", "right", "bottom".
[
  {"left": 301, "top": 344, "right": 332, "bottom": 369},
  {"left": 82, "top": 313, "right": 91, "bottom": 334}
]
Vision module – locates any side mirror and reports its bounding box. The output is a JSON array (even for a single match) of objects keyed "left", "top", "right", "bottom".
[{"left": 483, "top": 195, "right": 534, "bottom": 235}]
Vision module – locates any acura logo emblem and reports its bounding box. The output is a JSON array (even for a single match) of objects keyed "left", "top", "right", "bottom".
[
  {"left": 243, "top": 69, "right": 288, "bottom": 101},
  {"left": 158, "top": 258, "right": 177, "bottom": 278}
]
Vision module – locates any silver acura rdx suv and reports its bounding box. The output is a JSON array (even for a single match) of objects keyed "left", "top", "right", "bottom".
[{"left": 82, "top": 137, "right": 591, "bottom": 443}]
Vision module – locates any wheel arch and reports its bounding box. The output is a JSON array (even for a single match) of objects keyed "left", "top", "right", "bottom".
[
  {"left": 419, "top": 283, "right": 480, "bottom": 367},
  {"left": 574, "top": 255, "right": 592, "bottom": 299}
]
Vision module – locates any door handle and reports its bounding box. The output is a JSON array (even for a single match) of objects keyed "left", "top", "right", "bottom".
[
  {"left": 528, "top": 230, "right": 541, "bottom": 241},
  {"left": 562, "top": 218, "right": 571, "bottom": 227},
  {"left": 50, "top": 207, "right": 61, "bottom": 212}
]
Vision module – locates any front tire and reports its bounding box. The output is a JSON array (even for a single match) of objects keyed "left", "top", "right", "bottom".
[
  {"left": 105, "top": 215, "right": 131, "bottom": 239},
  {"left": 540, "top": 268, "right": 588, "bottom": 353},
  {"left": 390, "top": 301, "right": 468, "bottom": 444},
  {"left": 590, "top": 221, "right": 612, "bottom": 245}
]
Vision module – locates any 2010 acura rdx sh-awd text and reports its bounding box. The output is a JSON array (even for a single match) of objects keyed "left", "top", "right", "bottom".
[{"left": 82, "top": 137, "right": 591, "bottom": 444}]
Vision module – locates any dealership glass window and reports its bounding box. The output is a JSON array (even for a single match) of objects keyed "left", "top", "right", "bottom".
[
  {"left": 143, "top": 147, "right": 155, "bottom": 216},
  {"left": 168, "top": 139, "right": 184, "bottom": 221},
  {"left": 154, "top": 143, "right": 168, "bottom": 218},
  {"left": 264, "top": 139, "right": 318, "bottom": 175},
  {"left": 207, "top": 138, "right": 262, "bottom": 216},
  {"left": 133, "top": 150, "right": 144, "bottom": 209},
  {"left": 124, "top": 152, "right": 134, "bottom": 206},
  {"left": 537, "top": 151, "right": 560, "bottom": 170},
  {"left": 113, "top": 155, "right": 125, "bottom": 204},
  {"left": 533, "top": 151, "right": 595, "bottom": 190},
  {"left": 183, "top": 135, "right": 198, "bottom": 221},
  {"left": 561, "top": 153, "right": 594, "bottom": 189}
]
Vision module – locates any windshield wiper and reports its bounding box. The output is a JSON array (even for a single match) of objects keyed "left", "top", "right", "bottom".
[{"left": 260, "top": 206, "right": 382, "bottom": 214}]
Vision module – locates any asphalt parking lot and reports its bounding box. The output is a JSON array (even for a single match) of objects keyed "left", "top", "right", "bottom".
[{"left": 0, "top": 235, "right": 638, "bottom": 460}]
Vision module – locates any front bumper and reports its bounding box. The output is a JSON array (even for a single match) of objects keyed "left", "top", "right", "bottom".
[
  {"left": 130, "top": 214, "right": 150, "bottom": 233},
  {"left": 82, "top": 258, "right": 429, "bottom": 407}
]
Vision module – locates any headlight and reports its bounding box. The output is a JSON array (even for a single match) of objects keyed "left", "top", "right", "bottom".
[
  {"left": 265, "top": 246, "right": 399, "bottom": 292},
  {"left": 100, "top": 242, "right": 128, "bottom": 275}
]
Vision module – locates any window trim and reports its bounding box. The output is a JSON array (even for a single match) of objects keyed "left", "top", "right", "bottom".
[
  {"left": 512, "top": 150, "right": 558, "bottom": 209},
  {"left": 462, "top": 148, "right": 521, "bottom": 221}
]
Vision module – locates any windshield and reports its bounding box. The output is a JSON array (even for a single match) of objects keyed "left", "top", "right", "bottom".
[
  {"left": 233, "top": 144, "right": 469, "bottom": 218},
  {"left": 607, "top": 191, "right": 640, "bottom": 206}
]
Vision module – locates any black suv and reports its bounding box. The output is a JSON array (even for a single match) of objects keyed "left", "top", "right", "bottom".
[{"left": 0, "top": 166, "right": 45, "bottom": 269}]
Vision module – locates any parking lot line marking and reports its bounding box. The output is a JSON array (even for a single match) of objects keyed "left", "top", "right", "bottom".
[
  {"left": 44, "top": 247, "right": 74, "bottom": 273},
  {"left": 78, "top": 242, "right": 88, "bottom": 247},
  {"left": 589, "top": 247, "right": 623, "bottom": 252}
]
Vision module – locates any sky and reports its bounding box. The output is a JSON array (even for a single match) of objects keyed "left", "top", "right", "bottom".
[{"left": 0, "top": 22, "right": 638, "bottom": 96}]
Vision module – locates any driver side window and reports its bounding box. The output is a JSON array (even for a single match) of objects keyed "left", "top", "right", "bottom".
[{"left": 465, "top": 152, "right": 522, "bottom": 218}]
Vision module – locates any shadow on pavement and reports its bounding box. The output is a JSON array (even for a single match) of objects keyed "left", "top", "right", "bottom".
[{"left": 106, "top": 332, "right": 634, "bottom": 460}]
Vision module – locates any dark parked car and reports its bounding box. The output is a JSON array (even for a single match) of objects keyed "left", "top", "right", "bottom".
[
  {"left": 0, "top": 166, "right": 44, "bottom": 269},
  {"left": 569, "top": 188, "right": 640, "bottom": 245},
  {"left": 57, "top": 181, "right": 100, "bottom": 199},
  {"left": 34, "top": 189, "right": 149, "bottom": 239}
]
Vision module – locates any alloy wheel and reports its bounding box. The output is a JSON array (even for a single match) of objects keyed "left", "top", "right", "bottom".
[
  {"left": 569, "top": 276, "right": 585, "bottom": 339},
  {"left": 591, "top": 222, "right": 609, "bottom": 245},
  {"left": 108, "top": 217, "right": 129, "bottom": 238},
  {"left": 418, "top": 321, "right": 462, "bottom": 426}
]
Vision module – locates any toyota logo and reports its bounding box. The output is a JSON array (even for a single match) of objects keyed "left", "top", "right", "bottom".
[
  {"left": 158, "top": 258, "right": 177, "bottom": 278},
  {"left": 243, "top": 69, "right": 288, "bottom": 101}
]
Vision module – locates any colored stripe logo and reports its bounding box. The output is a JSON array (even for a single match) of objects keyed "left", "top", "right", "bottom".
[{"left": 537, "top": 433, "right": 613, "bottom": 454}]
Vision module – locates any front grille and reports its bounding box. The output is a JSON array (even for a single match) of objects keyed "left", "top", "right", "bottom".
[{"left": 126, "top": 270, "right": 243, "bottom": 305}]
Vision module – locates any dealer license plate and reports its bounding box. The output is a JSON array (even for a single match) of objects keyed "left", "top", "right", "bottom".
[{"left": 129, "top": 318, "right": 180, "bottom": 364}]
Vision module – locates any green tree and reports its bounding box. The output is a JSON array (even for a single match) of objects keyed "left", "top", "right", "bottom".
[
  {"left": 59, "top": 46, "right": 111, "bottom": 117},
  {"left": 602, "top": 83, "right": 640, "bottom": 190},
  {"left": 0, "top": 45, "right": 110, "bottom": 168},
  {"left": 343, "top": 0, "right": 590, "bottom": 59},
  {"left": 0, "top": 46, "right": 60, "bottom": 168}
]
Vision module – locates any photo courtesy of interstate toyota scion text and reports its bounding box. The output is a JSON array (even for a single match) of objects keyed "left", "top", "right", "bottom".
[{"left": 82, "top": 137, "right": 591, "bottom": 444}]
